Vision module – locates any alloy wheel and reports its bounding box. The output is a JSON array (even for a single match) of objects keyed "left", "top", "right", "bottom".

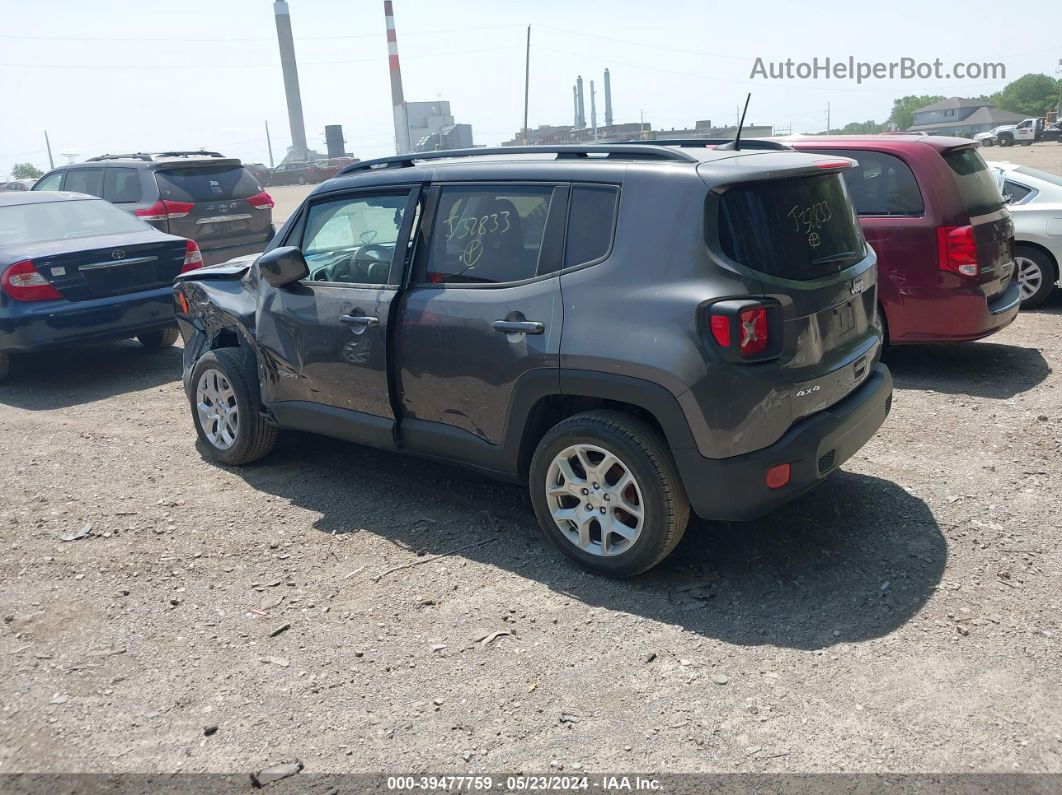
[
  {"left": 196, "top": 369, "right": 239, "bottom": 450},
  {"left": 544, "top": 443, "right": 644, "bottom": 556},
  {"left": 1015, "top": 255, "right": 1044, "bottom": 302}
]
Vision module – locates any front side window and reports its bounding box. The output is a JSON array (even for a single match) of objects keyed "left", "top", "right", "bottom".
[
  {"left": 424, "top": 185, "right": 554, "bottom": 284},
  {"left": 299, "top": 193, "right": 408, "bottom": 285},
  {"left": 34, "top": 172, "right": 63, "bottom": 191},
  {"left": 62, "top": 168, "right": 104, "bottom": 198},
  {"left": 805, "top": 149, "right": 923, "bottom": 216}
]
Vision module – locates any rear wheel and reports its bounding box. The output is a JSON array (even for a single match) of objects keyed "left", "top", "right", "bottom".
[
  {"left": 529, "top": 410, "right": 690, "bottom": 578},
  {"left": 189, "top": 349, "right": 277, "bottom": 465},
  {"left": 138, "top": 327, "right": 179, "bottom": 350},
  {"left": 1015, "top": 246, "right": 1055, "bottom": 308}
]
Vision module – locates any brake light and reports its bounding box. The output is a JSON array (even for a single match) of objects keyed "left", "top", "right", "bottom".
[
  {"left": 937, "top": 225, "right": 978, "bottom": 277},
  {"left": 247, "top": 191, "right": 275, "bottom": 209},
  {"left": 1, "top": 260, "right": 63, "bottom": 302},
  {"left": 135, "top": 200, "right": 195, "bottom": 221},
  {"left": 709, "top": 315, "right": 731, "bottom": 347},
  {"left": 814, "top": 159, "right": 853, "bottom": 170},
  {"left": 738, "top": 307, "right": 769, "bottom": 357},
  {"left": 180, "top": 240, "right": 204, "bottom": 273}
]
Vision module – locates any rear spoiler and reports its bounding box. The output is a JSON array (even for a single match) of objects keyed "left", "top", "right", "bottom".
[{"left": 699, "top": 152, "right": 858, "bottom": 189}]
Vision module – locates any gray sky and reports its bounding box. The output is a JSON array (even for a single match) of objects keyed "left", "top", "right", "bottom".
[{"left": 2, "top": 0, "right": 1060, "bottom": 174}]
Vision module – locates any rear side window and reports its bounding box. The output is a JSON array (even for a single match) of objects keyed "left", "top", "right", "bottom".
[
  {"left": 943, "top": 148, "right": 1003, "bottom": 218},
  {"left": 564, "top": 185, "right": 619, "bottom": 267},
  {"left": 805, "top": 149, "right": 923, "bottom": 216},
  {"left": 63, "top": 168, "right": 104, "bottom": 198},
  {"left": 155, "top": 166, "right": 262, "bottom": 202},
  {"left": 103, "top": 168, "right": 143, "bottom": 203},
  {"left": 1003, "top": 180, "right": 1035, "bottom": 204},
  {"left": 718, "top": 172, "right": 866, "bottom": 280},
  {"left": 34, "top": 172, "right": 63, "bottom": 191},
  {"left": 425, "top": 185, "right": 555, "bottom": 284}
]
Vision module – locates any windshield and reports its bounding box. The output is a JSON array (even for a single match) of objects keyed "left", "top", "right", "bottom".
[
  {"left": 717, "top": 171, "right": 866, "bottom": 280},
  {"left": 0, "top": 198, "right": 149, "bottom": 246}
]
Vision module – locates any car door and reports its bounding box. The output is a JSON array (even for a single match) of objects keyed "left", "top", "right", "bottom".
[
  {"left": 255, "top": 186, "right": 420, "bottom": 450},
  {"left": 395, "top": 182, "right": 568, "bottom": 471}
]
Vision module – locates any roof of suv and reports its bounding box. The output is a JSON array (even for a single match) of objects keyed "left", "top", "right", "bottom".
[
  {"left": 65, "top": 151, "right": 243, "bottom": 168},
  {"left": 778, "top": 134, "right": 975, "bottom": 153}
]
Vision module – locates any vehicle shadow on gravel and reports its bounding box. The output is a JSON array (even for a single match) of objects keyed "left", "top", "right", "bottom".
[
  {"left": 231, "top": 432, "right": 944, "bottom": 651},
  {"left": 886, "top": 341, "right": 1049, "bottom": 399},
  {"left": 0, "top": 341, "right": 181, "bottom": 409}
]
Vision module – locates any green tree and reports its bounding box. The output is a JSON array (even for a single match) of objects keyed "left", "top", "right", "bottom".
[
  {"left": 889, "top": 95, "right": 945, "bottom": 130},
  {"left": 11, "top": 162, "right": 42, "bottom": 180},
  {"left": 993, "top": 73, "right": 1062, "bottom": 118},
  {"left": 839, "top": 120, "right": 888, "bottom": 134}
]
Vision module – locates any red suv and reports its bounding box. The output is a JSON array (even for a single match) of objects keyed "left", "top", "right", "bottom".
[{"left": 785, "top": 136, "right": 1020, "bottom": 344}]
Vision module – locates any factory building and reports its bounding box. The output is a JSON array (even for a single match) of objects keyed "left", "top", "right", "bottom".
[{"left": 407, "top": 101, "right": 475, "bottom": 152}]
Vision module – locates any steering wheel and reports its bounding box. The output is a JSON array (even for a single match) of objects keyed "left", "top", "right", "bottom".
[{"left": 350, "top": 244, "right": 392, "bottom": 284}]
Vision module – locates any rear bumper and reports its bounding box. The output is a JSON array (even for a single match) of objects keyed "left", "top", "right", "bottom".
[
  {"left": 199, "top": 236, "right": 271, "bottom": 267},
  {"left": 674, "top": 364, "right": 893, "bottom": 521},
  {"left": 0, "top": 287, "right": 175, "bottom": 353},
  {"left": 888, "top": 280, "right": 1020, "bottom": 343}
]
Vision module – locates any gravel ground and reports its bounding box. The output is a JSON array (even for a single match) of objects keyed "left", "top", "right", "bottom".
[{"left": 1, "top": 153, "right": 1060, "bottom": 777}]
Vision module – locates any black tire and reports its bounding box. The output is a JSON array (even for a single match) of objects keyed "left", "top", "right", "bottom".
[
  {"left": 1015, "top": 246, "right": 1056, "bottom": 309},
  {"left": 529, "top": 410, "right": 690, "bottom": 578},
  {"left": 138, "top": 327, "right": 179, "bottom": 350},
  {"left": 189, "top": 349, "right": 277, "bottom": 465},
  {"left": 0, "top": 352, "right": 10, "bottom": 383},
  {"left": 296, "top": 176, "right": 307, "bottom": 185},
  {"left": 998, "top": 134, "right": 1013, "bottom": 147}
]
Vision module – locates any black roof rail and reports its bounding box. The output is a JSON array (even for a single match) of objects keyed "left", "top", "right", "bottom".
[
  {"left": 86, "top": 150, "right": 227, "bottom": 163},
  {"left": 632, "top": 138, "right": 792, "bottom": 151},
  {"left": 337, "top": 144, "right": 699, "bottom": 176}
]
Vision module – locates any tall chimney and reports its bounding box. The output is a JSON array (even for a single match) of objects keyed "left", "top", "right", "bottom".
[
  {"left": 604, "top": 68, "right": 613, "bottom": 127},
  {"left": 576, "top": 75, "right": 585, "bottom": 129},
  {"left": 272, "top": 1, "right": 308, "bottom": 161},
  {"left": 573, "top": 85, "right": 578, "bottom": 128},
  {"left": 590, "top": 80, "right": 598, "bottom": 141},
  {"left": 383, "top": 1, "right": 411, "bottom": 154}
]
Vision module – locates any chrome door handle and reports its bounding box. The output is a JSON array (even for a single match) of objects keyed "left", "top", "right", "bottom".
[
  {"left": 340, "top": 315, "right": 379, "bottom": 327},
  {"left": 492, "top": 320, "right": 544, "bottom": 335}
]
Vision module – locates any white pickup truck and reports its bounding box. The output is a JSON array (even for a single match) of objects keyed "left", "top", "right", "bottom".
[{"left": 985, "top": 118, "right": 1062, "bottom": 147}]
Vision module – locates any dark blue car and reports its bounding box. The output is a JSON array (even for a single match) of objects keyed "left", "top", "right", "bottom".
[{"left": 0, "top": 191, "right": 202, "bottom": 381}]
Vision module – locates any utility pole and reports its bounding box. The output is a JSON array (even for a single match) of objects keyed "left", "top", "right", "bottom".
[
  {"left": 640, "top": 108, "right": 646, "bottom": 140},
  {"left": 826, "top": 102, "right": 831, "bottom": 134},
  {"left": 522, "top": 25, "right": 531, "bottom": 146},
  {"left": 590, "top": 80, "right": 598, "bottom": 142},
  {"left": 265, "top": 121, "right": 275, "bottom": 168},
  {"left": 43, "top": 130, "right": 54, "bottom": 170}
]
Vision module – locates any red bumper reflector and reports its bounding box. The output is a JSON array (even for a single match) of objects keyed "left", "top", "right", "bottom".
[{"left": 765, "top": 463, "right": 791, "bottom": 489}]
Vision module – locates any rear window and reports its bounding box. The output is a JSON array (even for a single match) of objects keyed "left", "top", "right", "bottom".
[
  {"left": 717, "top": 172, "right": 866, "bottom": 280},
  {"left": 804, "top": 149, "right": 923, "bottom": 216},
  {"left": 155, "top": 166, "right": 262, "bottom": 202},
  {"left": 943, "top": 148, "right": 1003, "bottom": 218},
  {"left": 0, "top": 198, "right": 148, "bottom": 246}
]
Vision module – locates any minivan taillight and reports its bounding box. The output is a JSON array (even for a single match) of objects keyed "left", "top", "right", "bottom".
[
  {"left": 180, "top": 240, "right": 204, "bottom": 273},
  {"left": 247, "top": 191, "right": 275, "bottom": 209},
  {"left": 135, "top": 200, "right": 195, "bottom": 221},
  {"left": 1, "top": 260, "right": 63, "bottom": 302},
  {"left": 937, "top": 225, "right": 978, "bottom": 277},
  {"left": 708, "top": 301, "right": 776, "bottom": 361}
]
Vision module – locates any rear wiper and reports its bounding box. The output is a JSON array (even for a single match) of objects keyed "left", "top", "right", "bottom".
[{"left": 811, "top": 251, "right": 858, "bottom": 265}]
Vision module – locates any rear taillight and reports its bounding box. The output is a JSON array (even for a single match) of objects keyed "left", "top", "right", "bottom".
[
  {"left": 180, "top": 240, "right": 204, "bottom": 273},
  {"left": 708, "top": 302, "right": 774, "bottom": 360},
  {"left": 937, "top": 225, "right": 978, "bottom": 277},
  {"left": 135, "top": 200, "right": 195, "bottom": 221},
  {"left": 1, "top": 260, "right": 63, "bottom": 302},
  {"left": 247, "top": 191, "right": 275, "bottom": 209}
]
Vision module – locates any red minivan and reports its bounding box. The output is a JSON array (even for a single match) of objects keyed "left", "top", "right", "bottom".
[{"left": 785, "top": 136, "right": 1020, "bottom": 344}]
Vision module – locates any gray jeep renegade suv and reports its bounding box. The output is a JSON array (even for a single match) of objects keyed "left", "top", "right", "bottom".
[{"left": 174, "top": 143, "right": 893, "bottom": 577}]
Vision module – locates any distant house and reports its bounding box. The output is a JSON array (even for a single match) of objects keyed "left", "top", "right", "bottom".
[{"left": 907, "top": 98, "right": 1027, "bottom": 137}]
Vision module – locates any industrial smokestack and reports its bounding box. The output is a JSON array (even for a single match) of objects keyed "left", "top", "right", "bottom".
[
  {"left": 573, "top": 85, "right": 578, "bottom": 128},
  {"left": 604, "top": 68, "right": 613, "bottom": 127},
  {"left": 590, "top": 80, "right": 598, "bottom": 141},
  {"left": 576, "top": 75, "right": 585, "bottom": 129},
  {"left": 272, "top": 1, "right": 308, "bottom": 161},
  {"left": 383, "top": 1, "right": 411, "bottom": 154}
]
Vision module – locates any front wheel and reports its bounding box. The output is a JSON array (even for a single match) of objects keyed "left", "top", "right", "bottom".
[
  {"left": 138, "top": 327, "right": 179, "bottom": 350},
  {"left": 189, "top": 349, "right": 277, "bottom": 465},
  {"left": 1015, "top": 246, "right": 1055, "bottom": 308},
  {"left": 998, "top": 135, "right": 1013, "bottom": 147},
  {"left": 529, "top": 410, "right": 690, "bottom": 577}
]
